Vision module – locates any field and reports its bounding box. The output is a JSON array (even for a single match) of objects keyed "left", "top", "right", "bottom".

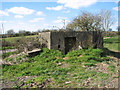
[
  {"left": 104, "top": 36, "right": 120, "bottom": 52},
  {"left": 1, "top": 35, "right": 119, "bottom": 88},
  {"left": 2, "top": 35, "right": 38, "bottom": 44}
]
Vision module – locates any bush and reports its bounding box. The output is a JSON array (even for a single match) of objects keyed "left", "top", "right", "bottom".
[
  {"left": 15, "top": 37, "right": 47, "bottom": 53},
  {"left": 103, "top": 31, "right": 119, "bottom": 37},
  {"left": 2, "top": 40, "right": 15, "bottom": 47}
]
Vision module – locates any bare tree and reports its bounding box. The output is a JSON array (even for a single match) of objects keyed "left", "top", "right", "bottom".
[
  {"left": 66, "top": 10, "right": 114, "bottom": 31},
  {"left": 99, "top": 10, "right": 115, "bottom": 31}
]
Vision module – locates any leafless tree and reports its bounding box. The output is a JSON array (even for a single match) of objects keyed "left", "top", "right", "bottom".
[
  {"left": 66, "top": 10, "right": 115, "bottom": 31},
  {"left": 99, "top": 10, "right": 115, "bottom": 31}
]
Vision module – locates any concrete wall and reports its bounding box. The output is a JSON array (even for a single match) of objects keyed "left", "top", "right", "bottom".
[
  {"left": 39, "top": 32, "right": 51, "bottom": 49},
  {"left": 50, "top": 31, "right": 100, "bottom": 54},
  {"left": 51, "top": 32, "right": 65, "bottom": 53},
  {"left": 39, "top": 31, "right": 103, "bottom": 54}
]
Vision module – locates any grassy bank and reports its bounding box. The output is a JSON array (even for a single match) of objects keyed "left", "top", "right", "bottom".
[
  {"left": 104, "top": 36, "right": 120, "bottom": 52},
  {"left": 2, "top": 48, "right": 118, "bottom": 88},
  {"left": 2, "top": 35, "right": 119, "bottom": 88}
]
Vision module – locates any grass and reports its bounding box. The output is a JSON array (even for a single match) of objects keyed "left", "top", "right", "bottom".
[
  {"left": 2, "top": 35, "right": 119, "bottom": 88},
  {"left": 104, "top": 43, "right": 119, "bottom": 52},
  {"left": 0, "top": 46, "right": 16, "bottom": 50},
  {"left": 104, "top": 36, "right": 120, "bottom": 52},
  {"left": 2, "top": 35, "right": 39, "bottom": 52},
  {"left": 2, "top": 35, "right": 38, "bottom": 43},
  {"left": 2, "top": 47, "right": 118, "bottom": 88},
  {"left": 104, "top": 36, "right": 119, "bottom": 43},
  {"left": 2, "top": 51, "right": 19, "bottom": 59}
]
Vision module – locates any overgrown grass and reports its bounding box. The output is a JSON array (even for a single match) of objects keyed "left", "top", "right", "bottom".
[
  {"left": 2, "top": 35, "right": 119, "bottom": 88},
  {"left": 2, "top": 47, "right": 117, "bottom": 88}
]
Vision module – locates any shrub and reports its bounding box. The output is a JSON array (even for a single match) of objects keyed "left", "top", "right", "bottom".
[
  {"left": 15, "top": 37, "right": 47, "bottom": 53},
  {"left": 2, "top": 39, "right": 14, "bottom": 47}
]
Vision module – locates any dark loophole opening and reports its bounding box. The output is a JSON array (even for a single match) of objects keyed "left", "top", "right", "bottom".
[{"left": 58, "top": 45, "right": 60, "bottom": 49}]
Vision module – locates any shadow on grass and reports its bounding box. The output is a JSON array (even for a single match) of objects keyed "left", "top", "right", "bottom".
[{"left": 102, "top": 48, "right": 120, "bottom": 59}]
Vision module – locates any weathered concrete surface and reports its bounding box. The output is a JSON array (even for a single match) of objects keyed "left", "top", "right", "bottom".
[
  {"left": 51, "top": 31, "right": 95, "bottom": 54},
  {"left": 39, "top": 31, "right": 103, "bottom": 54},
  {"left": 39, "top": 32, "right": 51, "bottom": 49},
  {"left": 0, "top": 49, "right": 17, "bottom": 54},
  {"left": 27, "top": 49, "right": 42, "bottom": 57}
]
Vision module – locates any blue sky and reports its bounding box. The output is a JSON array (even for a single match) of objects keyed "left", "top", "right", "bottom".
[{"left": 0, "top": 0, "right": 119, "bottom": 33}]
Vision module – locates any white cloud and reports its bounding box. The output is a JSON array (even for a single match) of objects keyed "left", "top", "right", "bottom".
[
  {"left": 53, "top": 17, "right": 68, "bottom": 23},
  {"left": 63, "top": 10, "right": 70, "bottom": 13},
  {"left": 52, "top": 23, "right": 64, "bottom": 29},
  {"left": 0, "top": 20, "right": 8, "bottom": 23},
  {"left": 57, "top": 16, "right": 67, "bottom": 19},
  {"left": 53, "top": 19, "right": 62, "bottom": 23},
  {"left": 29, "top": 18, "right": 44, "bottom": 22},
  {"left": 111, "top": 21, "right": 118, "bottom": 31},
  {"left": 100, "top": 0, "right": 119, "bottom": 2},
  {"left": 113, "top": 6, "right": 120, "bottom": 11},
  {"left": 53, "top": 18, "right": 70, "bottom": 23},
  {"left": 36, "top": 11, "right": 45, "bottom": 16},
  {"left": 18, "top": 22, "right": 25, "bottom": 25},
  {"left": 65, "top": 20, "right": 70, "bottom": 23},
  {"left": 7, "top": 7, "right": 35, "bottom": 15},
  {"left": 46, "top": 5, "right": 65, "bottom": 11},
  {"left": 0, "top": 10, "right": 9, "bottom": 16},
  {"left": 115, "top": 1, "right": 119, "bottom": 3},
  {"left": 14, "top": 15, "right": 23, "bottom": 18},
  {"left": 43, "top": 24, "right": 49, "bottom": 27},
  {"left": 57, "top": 0, "right": 97, "bottom": 9}
]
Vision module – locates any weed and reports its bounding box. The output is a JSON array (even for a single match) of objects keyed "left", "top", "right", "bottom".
[
  {"left": 108, "top": 65, "right": 116, "bottom": 73},
  {"left": 2, "top": 47, "right": 116, "bottom": 88},
  {"left": 25, "top": 80, "right": 34, "bottom": 84},
  {"left": 83, "top": 63, "right": 96, "bottom": 67}
]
